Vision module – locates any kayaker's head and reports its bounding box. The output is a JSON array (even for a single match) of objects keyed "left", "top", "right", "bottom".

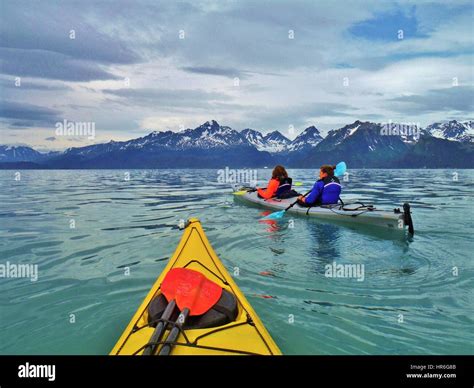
[
  {"left": 272, "top": 165, "right": 288, "bottom": 181},
  {"left": 319, "top": 165, "right": 336, "bottom": 179}
]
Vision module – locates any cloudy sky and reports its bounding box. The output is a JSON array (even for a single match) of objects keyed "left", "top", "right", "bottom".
[{"left": 0, "top": 0, "right": 473, "bottom": 150}]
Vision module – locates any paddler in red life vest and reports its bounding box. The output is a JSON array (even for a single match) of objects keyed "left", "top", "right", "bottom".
[
  {"left": 297, "top": 165, "right": 342, "bottom": 206},
  {"left": 256, "top": 165, "right": 293, "bottom": 199}
]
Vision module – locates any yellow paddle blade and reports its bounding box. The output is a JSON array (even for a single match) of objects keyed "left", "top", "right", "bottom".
[
  {"left": 233, "top": 190, "right": 249, "bottom": 196},
  {"left": 294, "top": 182, "right": 303, "bottom": 186}
]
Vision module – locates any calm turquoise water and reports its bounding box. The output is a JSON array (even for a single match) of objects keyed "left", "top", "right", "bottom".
[{"left": 0, "top": 169, "right": 473, "bottom": 355}]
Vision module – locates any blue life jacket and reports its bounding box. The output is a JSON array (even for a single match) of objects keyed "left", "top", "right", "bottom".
[{"left": 306, "top": 176, "right": 342, "bottom": 205}]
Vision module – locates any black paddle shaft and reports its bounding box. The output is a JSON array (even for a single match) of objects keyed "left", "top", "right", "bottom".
[
  {"left": 285, "top": 190, "right": 312, "bottom": 211},
  {"left": 143, "top": 299, "right": 176, "bottom": 355},
  {"left": 158, "top": 307, "right": 190, "bottom": 355}
]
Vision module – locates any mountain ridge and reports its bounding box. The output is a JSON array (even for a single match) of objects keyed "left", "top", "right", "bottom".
[{"left": 1, "top": 119, "right": 473, "bottom": 168}]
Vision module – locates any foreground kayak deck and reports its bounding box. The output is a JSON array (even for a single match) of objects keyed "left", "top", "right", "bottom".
[
  {"left": 234, "top": 190, "right": 409, "bottom": 231},
  {"left": 110, "top": 218, "right": 281, "bottom": 355}
]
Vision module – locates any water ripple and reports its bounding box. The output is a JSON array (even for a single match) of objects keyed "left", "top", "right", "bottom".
[{"left": 0, "top": 169, "right": 472, "bottom": 355}]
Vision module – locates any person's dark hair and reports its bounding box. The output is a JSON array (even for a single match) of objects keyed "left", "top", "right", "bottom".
[
  {"left": 320, "top": 164, "right": 336, "bottom": 177},
  {"left": 272, "top": 165, "right": 288, "bottom": 180}
]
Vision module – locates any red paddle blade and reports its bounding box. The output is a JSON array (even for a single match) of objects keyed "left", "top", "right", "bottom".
[{"left": 161, "top": 268, "right": 222, "bottom": 316}]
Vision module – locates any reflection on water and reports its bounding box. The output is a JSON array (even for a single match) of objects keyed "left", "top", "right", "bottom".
[{"left": 0, "top": 169, "right": 473, "bottom": 355}]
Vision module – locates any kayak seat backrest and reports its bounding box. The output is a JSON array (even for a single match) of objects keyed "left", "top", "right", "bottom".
[{"left": 147, "top": 288, "right": 238, "bottom": 330}]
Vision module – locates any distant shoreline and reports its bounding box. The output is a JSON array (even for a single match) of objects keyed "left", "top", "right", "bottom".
[{"left": 1, "top": 165, "right": 473, "bottom": 170}]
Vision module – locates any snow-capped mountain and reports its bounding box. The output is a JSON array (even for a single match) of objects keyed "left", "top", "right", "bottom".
[
  {"left": 319, "top": 120, "right": 424, "bottom": 152},
  {"left": 426, "top": 120, "right": 474, "bottom": 143},
  {"left": 61, "top": 120, "right": 249, "bottom": 159},
  {"left": 379, "top": 121, "right": 423, "bottom": 144},
  {"left": 297, "top": 120, "right": 473, "bottom": 168},
  {"left": 178, "top": 120, "right": 247, "bottom": 148},
  {"left": 241, "top": 128, "right": 265, "bottom": 149},
  {"left": 0, "top": 145, "right": 48, "bottom": 162},
  {"left": 312, "top": 121, "right": 409, "bottom": 161},
  {"left": 320, "top": 121, "right": 364, "bottom": 150},
  {"left": 287, "top": 126, "right": 323, "bottom": 152},
  {"left": 242, "top": 129, "right": 291, "bottom": 152},
  {"left": 127, "top": 120, "right": 247, "bottom": 150},
  {"left": 264, "top": 131, "right": 292, "bottom": 152},
  {"left": 43, "top": 120, "right": 274, "bottom": 168},
  {"left": 1, "top": 119, "right": 473, "bottom": 168}
]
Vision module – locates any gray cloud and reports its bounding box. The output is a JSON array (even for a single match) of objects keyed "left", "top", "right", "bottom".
[
  {"left": 0, "top": 1, "right": 141, "bottom": 82},
  {"left": 0, "top": 101, "right": 61, "bottom": 128},
  {"left": 180, "top": 66, "right": 284, "bottom": 80},
  {"left": 150, "top": 2, "right": 395, "bottom": 74},
  {"left": 0, "top": 78, "right": 72, "bottom": 91},
  {"left": 101, "top": 87, "right": 355, "bottom": 131},
  {"left": 0, "top": 1, "right": 139, "bottom": 65},
  {"left": 0, "top": 48, "right": 121, "bottom": 81},
  {"left": 358, "top": 113, "right": 386, "bottom": 121},
  {"left": 102, "top": 88, "right": 233, "bottom": 109},
  {"left": 387, "top": 86, "right": 474, "bottom": 114},
  {"left": 181, "top": 66, "right": 249, "bottom": 79},
  {"left": 228, "top": 102, "right": 355, "bottom": 132},
  {"left": 0, "top": 1, "right": 472, "bottom": 145}
]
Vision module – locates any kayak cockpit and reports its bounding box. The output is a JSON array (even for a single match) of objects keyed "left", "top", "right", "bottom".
[{"left": 110, "top": 219, "right": 281, "bottom": 356}]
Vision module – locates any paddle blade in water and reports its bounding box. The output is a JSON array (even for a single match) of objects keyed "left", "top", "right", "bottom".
[
  {"left": 161, "top": 268, "right": 222, "bottom": 316},
  {"left": 294, "top": 182, "right": 303, "bottom": 186},
  {"left": 261, "top": 210, "right": 285, "bottom": 220},
  {"left": 232, "top": 190, "right": 248, "bottom": 196},
  {"left": 334, "top": 162, "right": 347, "bottom": 177}
]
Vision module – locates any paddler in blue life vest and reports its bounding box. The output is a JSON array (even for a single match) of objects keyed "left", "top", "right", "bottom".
[{"left": 297, "top": 165, "right": 342, "bottom": 207}]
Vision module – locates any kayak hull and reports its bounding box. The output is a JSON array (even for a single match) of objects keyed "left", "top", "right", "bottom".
[
  {"left": 234, "top": 190, "right": 406, "bottom": 231},
  {"left": 110, "top": 218, "right": 281, "bottom": 355}
]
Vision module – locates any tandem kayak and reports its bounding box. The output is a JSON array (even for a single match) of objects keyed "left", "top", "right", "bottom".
[
  {"left": 110, "top": 218, "right": 281, "bottom": 355},
  {"left": 233, "top": 188, "right": 414, "bottom": 233}
]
